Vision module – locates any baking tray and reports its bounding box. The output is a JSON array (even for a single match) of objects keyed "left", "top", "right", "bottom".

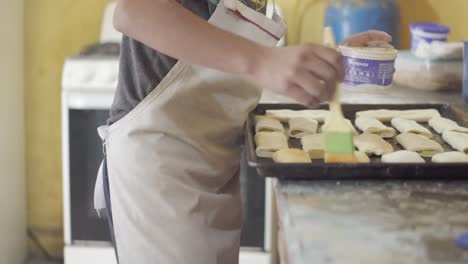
[{"left": 245, "top": 103, "right": 468, "bottom": 180}]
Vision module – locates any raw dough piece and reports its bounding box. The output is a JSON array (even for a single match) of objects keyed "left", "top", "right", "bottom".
[
  {"left": 398, "top": 109, "right": 441, "bottom": 122},
  {"left": 449, "top": 126, "right": 468, "bottom": 133},
  {"left": 355, "top": 116, "right": 396, "bottom": 138},
  {"left": 428, "top": 116, "right": 459, "bottom": 134},
  {"left": 299, "top": 110, "right": 329, "bottom": 123},
  {"left": 391, "top": 118, "right": 433, "bottom": 138},
  {"left": 354, "top": 151, "right": 371, "bottom": 163},
  {"left": 356, "top": 109, "right": 441, "bottom": 122},
  {"left": 432, "top": 152, "right": 468, "bottom": 163},
  {"left": 266, "top": 109, "right": 329, "bottom": 122},
  {"left": 301, "top": 134, "right": 324, "bottom": 159},
  {"left": 354, "top": 133, "right": 394, "bottom": 156},
  {"left": 355, "top": 109, "right": 400, "bottom": 122},
  {"left": 255, "top": 116, "right": 284, "bottom": 133},
  {"left": 265, "top": 109, "right": 297, "bottom": 122},
  {"left": 442, "top": 130, "right": 468, "bottom": 154},
  {"left": 272, "top": 149, "right": 312, "bottom": 163},
  {"left": 288, "top": 117, "right": 318, "bottom": 138},
  {"left": 255, "top": 132, "right": 288, "bottom": 158},
  {"left": 396, "top": 133, "right": 444, "bottom": 157},
  {"left": 255, "top": 115, "right": 270, "bottom": 122},
  {"left": 381, "top": 151, "right": 425, "bottom": 163}
]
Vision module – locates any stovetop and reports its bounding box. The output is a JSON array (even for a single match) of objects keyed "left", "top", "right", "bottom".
[{"left": 62, "top": 42, "right": 120, "bottom": 91}]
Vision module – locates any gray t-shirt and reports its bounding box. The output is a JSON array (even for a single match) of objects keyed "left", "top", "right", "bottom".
[{"left": 109, "top": 0, "right": 267, "bottom": 124}]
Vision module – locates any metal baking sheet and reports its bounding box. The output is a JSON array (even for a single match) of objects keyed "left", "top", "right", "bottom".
[{"left": 245, "top": 103, "right": 468, "bottom": 180}]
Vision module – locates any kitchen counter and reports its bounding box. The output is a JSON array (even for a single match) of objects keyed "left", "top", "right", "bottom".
[
  {"left": 262, "top": 86, "right": 468, "bottom": 264},
  {"left": 275, "top": 181, "right": 468, "bottom": 264}
]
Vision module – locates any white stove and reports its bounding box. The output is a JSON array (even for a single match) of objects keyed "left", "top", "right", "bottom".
[{"left": 62, "top": 2, "right": 282, "bottom": 264}]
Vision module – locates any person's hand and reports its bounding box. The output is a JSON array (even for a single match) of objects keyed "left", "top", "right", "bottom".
[
  {"left": 248, "top": 30, "right": 392, "bottom": 107},
  {"left": 250, "top": 44, "right": 345, "bottom": 107},
  {"left": 341, "top": 30, "right": 393, "bottom": 48}
]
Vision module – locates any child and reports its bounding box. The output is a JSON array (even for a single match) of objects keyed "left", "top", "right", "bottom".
[{"left": 96, "top": 0, "right": 392, "bottom": 263}]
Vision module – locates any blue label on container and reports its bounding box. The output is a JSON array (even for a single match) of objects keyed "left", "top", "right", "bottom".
[
  {"left": 411, "top": 35, "right": 448, "bottom": 53},
  {"left": 343, "top": 56, "right": 395, "bottom": 87}
]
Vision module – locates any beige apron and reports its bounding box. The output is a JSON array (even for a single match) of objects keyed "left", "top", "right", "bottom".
[{"left": 95, "top": 1, "right": 285, "bottom": 263}]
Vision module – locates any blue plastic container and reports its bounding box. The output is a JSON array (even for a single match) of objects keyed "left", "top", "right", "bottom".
[
  {"left": 325, "top": 0, "right": 400, "bottom": 47},
  {"left": 464, "top": 41, "right": 468, "bottom": 101}
]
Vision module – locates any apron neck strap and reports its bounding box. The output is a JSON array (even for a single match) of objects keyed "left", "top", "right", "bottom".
[{"left": 223, "top": 0, "right": 286, "bottom": 40}]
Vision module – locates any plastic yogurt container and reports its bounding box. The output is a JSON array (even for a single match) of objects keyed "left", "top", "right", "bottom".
[
  {"left": 339, "top": 46, "right": 398, "bottom": 92},
  {"left": 410, "top": 22, "right": 450, "bottom": 57}
]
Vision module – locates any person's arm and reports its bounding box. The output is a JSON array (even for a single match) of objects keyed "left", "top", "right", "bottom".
[
  {"left": 114, "top": 0, "right": 264, "bottom": 77},
  {"left": 114, "top": 0, "right": 391, "bottom": 106}
]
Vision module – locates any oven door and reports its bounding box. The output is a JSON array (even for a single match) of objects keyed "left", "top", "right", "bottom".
[
  {"left": 67, "top": 108, "right": 111, "bottom": 243},
  {"left": 240, "top": 146, "right": 266, "bottom": 249}
]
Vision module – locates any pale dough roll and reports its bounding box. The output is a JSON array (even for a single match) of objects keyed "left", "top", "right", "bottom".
[
  {"left": 255, "top": 115, "right": 270, "bottom": 122},
  {"left": 298, "top": 110, "right": 329, "bottom": 123},
  {"left": 391, "top": 117, "right": 433, "bottom": 138},
  {"left": 354, "top": 133, "right": 394, "bottom": 156},
  {"left": 355, "top": 116, "right": 396, "bottom": 138},
  {"left": 442, "top": 130, "right": 468, "bottom": 154},
  {"left": 396, "top": 133, "right": 444, "bottom": 157},
  {"left": 255, "top": 132, "right": 288, "bottom": 158},
  {"left": 355, "top": 109, "right": 400, "bottom": 122},
  {"left": 266, "top": 109, "right": 329, "bottom": 123},
  {"left": 354, "top": 151, "right": 371, "bottom": 163},
  {"left": 356, "top": 109, "right": 441, "bottom": 122},
  {"left": 428, "top": 116, "right": 459, "bottom": 134},
  {"left": 448, "top": 126, "right": 468, "bottom": 134},
  {"left": 265, "top": 109, "right": 296, "bottom": 122},
  {"left": 272, "top": 149, "right": 312, "bottom": 163},
  {"left": 288, "top": 117, "right": 318, "bottom": 138},
  {"left": 301, "top": 134, "right": 324, "bottom": 159},
  {"left": 432, "top": 152, "right": 468, "bottom": 163},
  {"left": 381, "top": 150, "right": 425, "bottom": 163},
  {"left": 255, "top": 116, "right": 284, "bottom": 133},
  {"left": 398, "top": 109, "right": 441, "bottom": 122}
]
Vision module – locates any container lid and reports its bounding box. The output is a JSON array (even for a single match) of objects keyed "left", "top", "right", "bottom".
[
  {"left": 410, "top": 22, "right": 450, "bottom": 34},
  {"left": 339, "top": 46, "right": 398, "bottom": 60}
]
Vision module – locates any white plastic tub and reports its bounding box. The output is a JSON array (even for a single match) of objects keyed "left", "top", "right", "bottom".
[
  {"left": 339, "top": 46, "right": 398, "bottom": 93},
  {"left": 410, "top": 22, "right": 450, "bottom": 58}
]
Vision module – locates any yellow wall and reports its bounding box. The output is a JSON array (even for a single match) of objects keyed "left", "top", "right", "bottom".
[
  {"left": 25, "top": 0, "right": 113, "bottom": 255},
  {"left": 398, "top": 0, "right": 468, "bottom": 48},
  {"left": 278, "top": 0, "right": 468, "bottom": 48}
]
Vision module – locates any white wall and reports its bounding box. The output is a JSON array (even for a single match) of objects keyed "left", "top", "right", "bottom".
[{"left": 0, "top": 0, "right": 27, "bottom": 263}]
